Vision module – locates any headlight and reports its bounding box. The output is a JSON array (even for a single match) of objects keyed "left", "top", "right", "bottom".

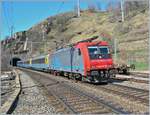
[{"left": 91, "top": 71, "right": 99, "bottom": 76}]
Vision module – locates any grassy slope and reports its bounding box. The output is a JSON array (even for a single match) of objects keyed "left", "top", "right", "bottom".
[{"left": 43, "top": 10, "right": 148, "bottom": 70}]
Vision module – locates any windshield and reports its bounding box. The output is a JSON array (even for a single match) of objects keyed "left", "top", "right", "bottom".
[
  {"left": 99, "top": 47, "right": 109, "bottom": 54},
  {"left": 88, "top": 46, "right": 110, "bottom": 59}
]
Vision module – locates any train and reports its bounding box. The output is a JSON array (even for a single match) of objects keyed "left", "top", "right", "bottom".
[{"left": 17, "top": 38, "right": 115, "bottom": 83}]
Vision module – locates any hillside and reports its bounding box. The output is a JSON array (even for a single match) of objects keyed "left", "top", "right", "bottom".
[{"left": 1, "top": 9, "right": 148, "bottom": 70}]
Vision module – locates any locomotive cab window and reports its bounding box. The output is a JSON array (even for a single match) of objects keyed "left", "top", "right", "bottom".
[
  {"left": 99, "top": 46, "right": 109, "bottom": 54},
  {"left": 88, "top": 46, "right": 110, "bottom": 59}
]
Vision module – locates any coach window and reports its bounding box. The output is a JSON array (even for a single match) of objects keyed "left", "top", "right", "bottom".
[
  {"left": 27, "top": 60, "right": 30, "bottom": 64},
  {"left": 41, "top": 58, "right": 45, "bottom": 64}
]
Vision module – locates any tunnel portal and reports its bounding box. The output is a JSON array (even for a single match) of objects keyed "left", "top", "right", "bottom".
[{"left": 10, "top": 57, "right": 21, "bottom": 66}]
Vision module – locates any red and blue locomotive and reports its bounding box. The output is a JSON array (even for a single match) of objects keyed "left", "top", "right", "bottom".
[{"left": 17, "top": 37, "right": 115, "bottom": 83}]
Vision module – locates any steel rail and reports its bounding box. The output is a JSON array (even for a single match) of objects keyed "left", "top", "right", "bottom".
[
  {"left": 94, "top": 84, "right": 149, "bottom": 106},
  {"left": 20, "top": 68, "right": 129, "bottom": 114},
  {"left": 44, "top": 84, "right": 77, "bottom": 114},
  {"left": 61, "top": 82, "right": 130, "bottom": 114}
]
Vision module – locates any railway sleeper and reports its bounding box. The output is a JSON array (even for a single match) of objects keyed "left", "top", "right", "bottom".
[
  {"left": 77, "top": 106, "right": 109, "bottom": 113},
  {"left": 55, "top": 108, "right": 67, "bottom": 113},
  {"left": 138, "top": 95, "right": 149, "bottom": 98},
  {"left": 74, "top": 103, "right": 100, "bottom": 110},
  {"left": 67, "top": 99, "right": 92, "bottom": 104},
  {"left": 64, "top": 98, "right": 87, "bottom": 102},
  {"left": 51, "top": 102, "right": 62, "bottom": 106},
  {"left": 133, "top": 93, "right": 148, "bottom": 97},
  {"left": 70, "top": 101, "right": 94, "bottom": 106},
  {"left": 64, "top": 96, "right": 85, "bottom": 100},
  {"left": 101, "top": 86, "right": 147, "bottom": 98}
]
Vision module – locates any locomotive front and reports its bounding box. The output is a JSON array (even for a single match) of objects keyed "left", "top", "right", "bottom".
[{"left": 82, "top": 41, "right": 114, "bottom": 83}]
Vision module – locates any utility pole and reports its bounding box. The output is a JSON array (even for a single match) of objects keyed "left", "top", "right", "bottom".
[
  {"left": 121, "top": 0, "right": 125, "bottom": 22},
  {"left": 77, "top": 0, "right": 80, "bottom": 17},
  {"left": 10, "top": 25, "right": 14, "bottom": 68},
  {"left": 44, "top": 42, "right": 46, "bottom": 54},
  {"left": 30, "top": 41, "right": 32, "bottom": 57},
  {"left": 114, "top": 38, "right": 117, "bottom": 64},
  {"left": 24, "top": 37, "right": 28, "bottom": 51}
]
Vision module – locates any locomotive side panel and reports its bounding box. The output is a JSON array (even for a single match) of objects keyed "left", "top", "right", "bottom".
[
  {"left": 50, "top": 47, "right": 84, "bottom": 75},
  {"left": 50, "top": 48, "right": 72, "bottom": 72},
  {"left": 72, "top": 48, "right": 84, "bottom": 75}
]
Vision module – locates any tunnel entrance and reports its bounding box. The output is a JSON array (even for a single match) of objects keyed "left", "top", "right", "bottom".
[{"left": 10, "top": 57, "right": 21, "bottom": 66}]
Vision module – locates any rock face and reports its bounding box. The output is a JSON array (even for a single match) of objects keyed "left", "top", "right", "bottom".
[
  {"left": 1, "top": 8, "right": 148, "bottom": 70},
  {"left": 1, "top": 46, "right": 11, "bottom": 71}
]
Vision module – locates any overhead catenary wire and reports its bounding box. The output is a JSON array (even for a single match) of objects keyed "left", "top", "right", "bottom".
[
  {"left": 57, "top": 1, "right": 65, "bottom": 14},
  {"left": 2, "top": 2, "right": 15, "bottom": 38},
  {"left": 10, "top": 1, "right": 15, "bottom": 36},
  {"left": 2, "top": 2, "right": 15, "bottom": 68},
  {"left": 10, "top": 1, "right": 14, "bottom": 27}
]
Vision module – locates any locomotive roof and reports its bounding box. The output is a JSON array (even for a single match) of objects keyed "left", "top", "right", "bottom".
[
  {"left": 74, "top": 41, "right": 109, "bottom": 48},
  {"left": 53, "top": 47, "right": 71, "bottom": 54},
  {"left": 53, "top": 41, "right": 109, "bottom": 54},
  {"left": 18, "top": 54, "right": 49, "bottom": 62},
  {"left": 31, "top": 54, "right": 48, "bottom": 60}
]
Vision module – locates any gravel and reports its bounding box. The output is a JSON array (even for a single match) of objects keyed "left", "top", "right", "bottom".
[
  {"left": 74, "top": 82, "right": 149, "bottom": 114},
  {"left": 12, "top": 71, "right": 56, "bottom": 114},
  {"left": 15, "top": 69, "right": 149, "bottom": 114},
  {"left": 34, "top": 71, "right": 149, "bottom": 113},
  {"left": 113, "top": 80, "right": 149, "bottom": 90},
  {"left": 1, "top": 72, "right": 16, "bottom": 106}
]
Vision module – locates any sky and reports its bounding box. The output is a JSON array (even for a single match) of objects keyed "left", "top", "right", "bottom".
[{"left": 1, "top": 0, "right": 120, "bottom": 40}]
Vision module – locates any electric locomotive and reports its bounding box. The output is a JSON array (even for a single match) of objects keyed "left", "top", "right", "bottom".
[{"left": 50, "top": 39, "right": 114, "bottom": 83}]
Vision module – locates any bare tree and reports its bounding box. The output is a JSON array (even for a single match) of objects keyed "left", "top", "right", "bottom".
[
  {"left": 125, "top": 0, "right": 148, "bottom": 18},
  {"left": 87, "top": 2, "right": 97, "bottom": 12}
]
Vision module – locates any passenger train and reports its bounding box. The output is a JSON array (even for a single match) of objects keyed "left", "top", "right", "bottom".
[{"left": 17, "top": 38, "right": 115, "bottom": 83}]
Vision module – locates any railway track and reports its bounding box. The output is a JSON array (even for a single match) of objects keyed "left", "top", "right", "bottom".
[
  {"left": 114, "top": 74, "right": 149, "bottom": 84},
  {"left": 130, "top": 72, "right": 149, "bottom": 78},
  {"left": 20, "top": 68, "right": 129, "bottom": 114},
  {"left": 101, "top": 84, "right": 149, "bottom": 106},
  {"left": 1, "top": 77, "right": 16, "bottom": 106},
  {"left": 83, "top": 83, "right": 149, "bottom": 106}
]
